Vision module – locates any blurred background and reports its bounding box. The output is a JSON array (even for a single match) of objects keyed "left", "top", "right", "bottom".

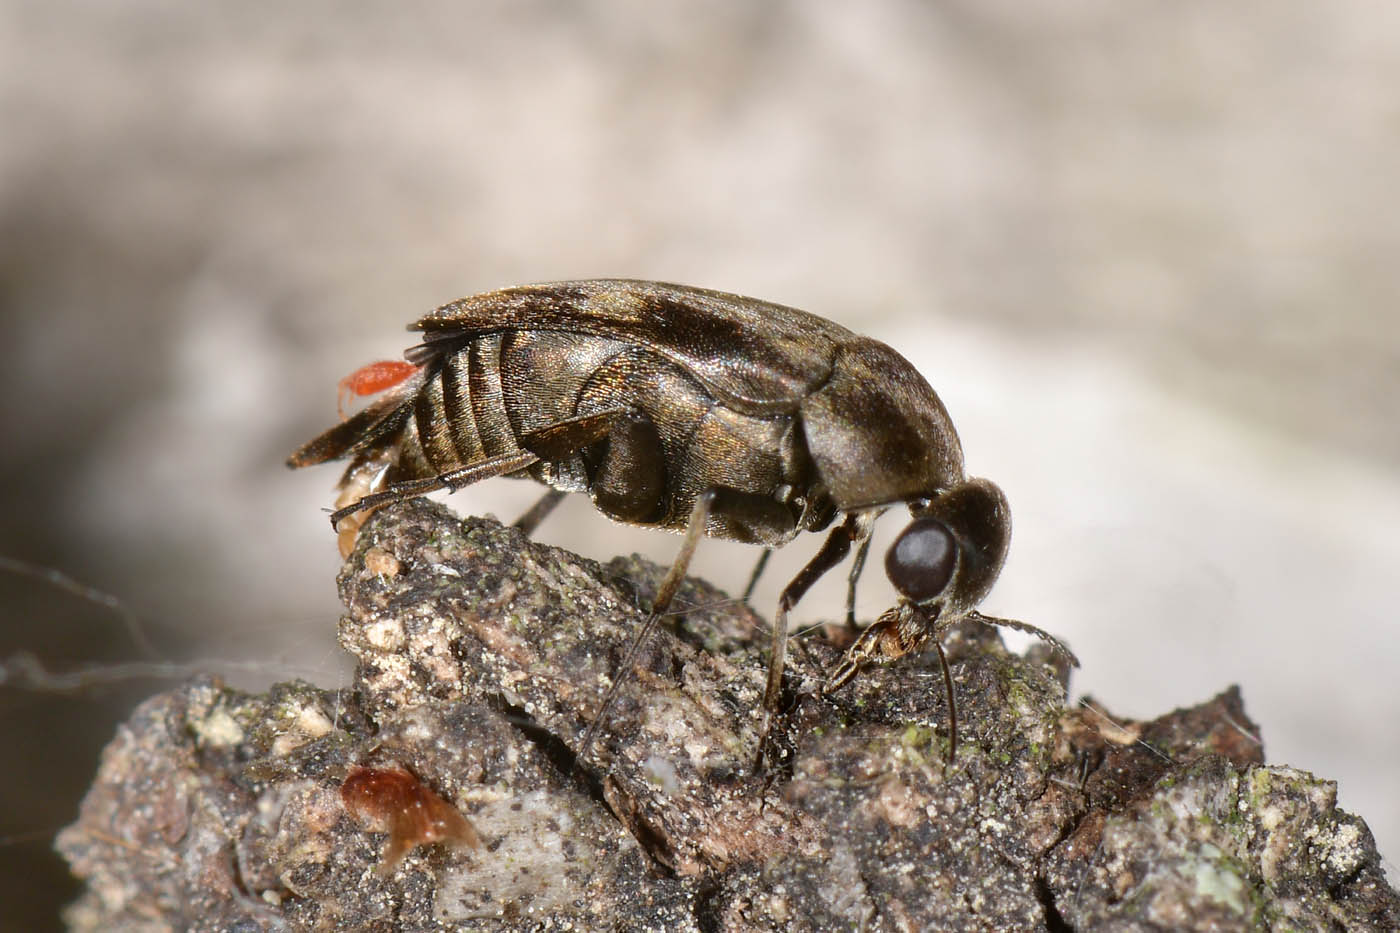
[{"left": 3, "top": 0, "right": 1398, "bottom": 926}]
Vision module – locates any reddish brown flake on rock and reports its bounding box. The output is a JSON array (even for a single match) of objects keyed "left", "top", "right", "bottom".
[
  {"left": 340, "top": 765, "right": 479, "bottom": 871},
  {"left": 363, "top": 546, "right": 401, "bottom": 578}
]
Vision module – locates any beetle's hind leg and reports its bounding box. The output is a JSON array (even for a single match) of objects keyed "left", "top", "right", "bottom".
[
  {"left": 332, "top": 407, "right": 629, "bottom": 532},
  {"left": 518, "top": 406, "right": 668, "bottom": 530},
  {"left": 580, "top": 409, "right": 668, "bottom": 524},
  {"left": 328, "top": 450, "right": 542, "bottom": 527}
]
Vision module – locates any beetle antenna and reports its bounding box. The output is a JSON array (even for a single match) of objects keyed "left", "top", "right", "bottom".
[{"left": 966, "top": 611, "right": 1080, "bottom": 668}]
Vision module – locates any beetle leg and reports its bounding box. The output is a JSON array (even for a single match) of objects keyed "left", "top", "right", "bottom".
[
  {"left": 518, "top": 409, "right": 619, "bottom": 460},
  {"left": 512, "top": 488, "right": 567, "bottom": 537},
  {"left": 651, "top": 490, "right": 717, "bottom": 619},
  {"left": 834, "top": 509, "right": 879, "bottom": 633},
  {"left": 327, "top": 450, "right": 540, "bottom": 527},
  {"left": 843, "top": 537, "right": 871, "bottom": 633},
  {"left": 740, "top": 548, "right": 773, "bottom": 604},
  {"left": 576, "top": 490, "right": 717, "bottom": 767},
  {"left": 932, "top": 639, "right": 957, "bottom": 763},
  {"left": 756, "top": 514, "right": 860, "bottom": 768},
  {"left": 513, "top": 410, "right": 625, "bottom": 535}
]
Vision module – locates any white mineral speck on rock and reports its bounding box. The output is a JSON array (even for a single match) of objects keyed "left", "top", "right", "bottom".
[
  {"left": 193, "top": 708, "right": 244, "bottom": 747},
  {"left": 296, "top": 704, "right": 333, "bottom": 737},
  {"left": 365, "top": 618, "right": 405, "bottom": 651},
  {"left": 643, "top": 755, "right": 679, "bottom": 793}
]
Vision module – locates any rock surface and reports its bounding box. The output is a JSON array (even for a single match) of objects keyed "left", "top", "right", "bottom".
[{"left": 57, "top": 500, "right": 1400, "bottom": 931}]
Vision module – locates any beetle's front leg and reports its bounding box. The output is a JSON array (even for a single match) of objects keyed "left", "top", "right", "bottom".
[{"left": 843, "top": 511, "right": 879, "bottom": 634}]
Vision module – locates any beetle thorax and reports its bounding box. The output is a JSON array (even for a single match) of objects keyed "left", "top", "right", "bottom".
[{"left": 799, "top": 340, "right": 966, "bottom": 512}]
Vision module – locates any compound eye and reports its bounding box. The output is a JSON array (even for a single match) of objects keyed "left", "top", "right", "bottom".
[{"left": 886, "top": 517, "right": 957, "bottom": 603}]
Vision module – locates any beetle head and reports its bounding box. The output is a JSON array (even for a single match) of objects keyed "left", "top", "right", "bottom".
[{"left": 884, "top": 478, "right": 1010, "bottom": 616}]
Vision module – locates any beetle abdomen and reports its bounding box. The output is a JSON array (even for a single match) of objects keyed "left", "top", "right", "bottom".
[
  {"left": 371, "top": 330, "right": 633, "bottom": 486},
  {"left": 292, "top": 326, "right": 819, "bottom": 545}
]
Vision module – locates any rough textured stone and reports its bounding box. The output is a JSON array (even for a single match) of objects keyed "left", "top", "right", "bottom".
[{"left": 57, "top": 500, "right": 1400, "bottom": 931}]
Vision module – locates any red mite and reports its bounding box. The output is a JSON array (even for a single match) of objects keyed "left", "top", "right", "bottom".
[
  {"left": 326, "top": 360, "right": 423, "bottom": 555},
  {"left": 340, "top": 765, "right": 479, "bottom": 872},
  {"left": 337, "top": 360, "right": 420, "bottom": 420}
]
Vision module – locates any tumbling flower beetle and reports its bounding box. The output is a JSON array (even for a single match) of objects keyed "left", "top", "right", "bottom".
[{"left": 288, "top": 280, "right": 1076, "bottom": 765}]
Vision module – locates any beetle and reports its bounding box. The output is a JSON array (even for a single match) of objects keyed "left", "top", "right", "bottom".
[{"left": 287, "top": 279, "right": 1076, "bottom": 766}]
